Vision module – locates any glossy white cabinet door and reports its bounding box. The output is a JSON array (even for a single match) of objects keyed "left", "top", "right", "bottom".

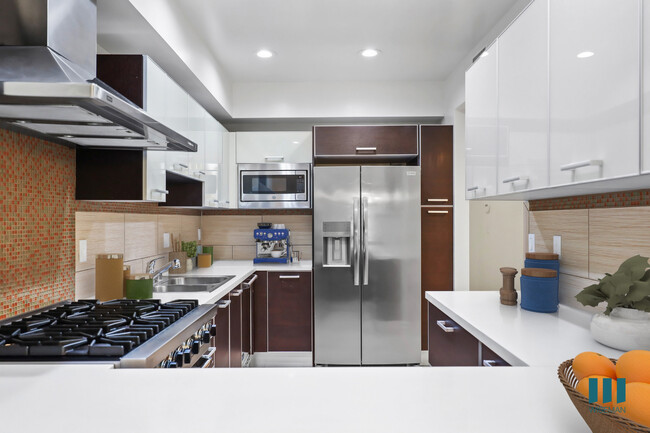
[
  {"left": 204, "top": 113, "right": 228, "bottom": 207},
  {"left": 643, "top": 0, "right": 650, "bottom": 173},
  {"left": 498, "top": 0, "right": 549, "bottom": 194},
  {"left": 549, "top": 0, "right": 640, "bottom": 185},
  {"left": 145, "top": 150, "right": 167, "bottom": 202},
  {"left": 164, "top": 78, "right": 189, "bottom": 172},
  {"left": 465, "top": 41, "right": 498, "bottom": 199},
  {"left": 144, "top": 58, "right": 166, "bottom": 123},
  {"left": 235, "top": 131, "right": 312, "bottom": 164},
  {"left": 186, "top": 96, "right": 205, "bottom": 177}
]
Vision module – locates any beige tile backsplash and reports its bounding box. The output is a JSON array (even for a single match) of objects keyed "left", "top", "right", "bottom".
[
  {"left": 529, "top": 206, "right": 650, "bottom": 312},
  {"left": 75, "top": 212, "right": 313, "bottom": 298}
]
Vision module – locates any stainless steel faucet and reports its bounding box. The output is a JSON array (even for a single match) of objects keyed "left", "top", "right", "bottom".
[{"left": 149, "top": 259, "right": 181, "bottom": 285}]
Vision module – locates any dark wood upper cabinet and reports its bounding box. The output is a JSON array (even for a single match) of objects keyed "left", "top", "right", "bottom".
[
  {"left": 96, "top": 54, "right": 146, "bottom": 109},
  {"left": 420, "top": 125, "right": 453, "bottom": 206},
  {"left": 428, "top": 302, "right": 478, "bottom": 366},
  {"left": 267, "top": 272, "right": 312, "bottom": 351},
  {"left": 313, "top": 125, "right": 418, "bottom": 163}
]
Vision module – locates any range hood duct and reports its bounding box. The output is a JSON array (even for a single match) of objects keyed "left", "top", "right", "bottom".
[{"left": 0, "top": 0, "right": 197, "bottom": 151}]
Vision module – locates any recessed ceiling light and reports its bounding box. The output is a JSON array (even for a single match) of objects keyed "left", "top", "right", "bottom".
[
  {"left": 292, "top": 141, "right": 300, "bottom": 144},
  {"left": 256, "top": 49, "right": 274, "bottom": 59},
  {"left": 577, "top": 51, "right": 594, "bottom": 59},
  {"left": 361, "top": 48, "right": 380, "bottom": 58}
]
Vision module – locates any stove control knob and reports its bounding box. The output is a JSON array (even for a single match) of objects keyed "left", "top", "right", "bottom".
[
  {"left": 191, "top": 340, "right": 201, "bottom": 354},
  {"left": 210, "top": 324, "right": 217, "bottom": 336},
  {"left": 183, "top": 348, "right": 192, "bottom": 364},
  {"left": 174, "top": 351, "right": 184, "bottom": 367},
  {"left": 202, "top": 331, "right": 211, "bottom": 343}
]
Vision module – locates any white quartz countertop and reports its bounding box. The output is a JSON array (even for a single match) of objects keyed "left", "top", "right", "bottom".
[
  {"left": 151, "top": 260, "right": 312, "bottom": 305},
  {"left": 0, "top": 364, "right": 588, "bottom": 433},
  {"left": 425, "top": 291, "right": 623, "bottom": 367}
]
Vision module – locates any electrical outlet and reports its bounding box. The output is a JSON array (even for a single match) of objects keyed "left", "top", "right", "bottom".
[
  {"left": 79, "top": 240, "right": 87, "bottom": 263},
  {"left": 163, "top": 233, "right": 170, "bottom": 249},
  {"left": 198, "top": 228, "right": 201, "bottom": 241},
  {"left": 553, "top": 236, "right": 562, "bottom": 257},
  {"left": 528, "top": 234, "right": 535, "bottom": 253}
]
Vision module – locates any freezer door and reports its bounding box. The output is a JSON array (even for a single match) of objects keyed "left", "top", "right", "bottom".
[
  {"left": 361, "top": 166, "right": 421, "bottom": 365},
  {"left": 313, "top": 166, "right": 362, "bottom": 365}
]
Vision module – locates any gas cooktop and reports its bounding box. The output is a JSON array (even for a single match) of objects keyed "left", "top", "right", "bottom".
[{"left": 0, "top": 299, "right": 198, "bottom": 361}]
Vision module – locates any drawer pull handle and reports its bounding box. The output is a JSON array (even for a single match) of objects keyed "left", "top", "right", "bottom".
[
  {"left": 483, "top": 360, "right": 499, "bottom": 367},
  {"left": 466, "top": 186, "right": 479, "bottom": 192},
  {"left": 265, "top": 156, "right": 285, "bottom": 161},
  {"left": 502, "top": 176, "right": 529, "bottom": 184},
  {"left": 217, "top": 300, "right": 231, "bottom": 309},
  {"left": 230, "top": 289, "right": 243, "bottom": 297},
  {"left": 436, "top": 320, "right": 459, "bottom": 333},
  {"left": 154, "top": 189, "right": 169, "bottom": 195},
  {"left": 355, "top": 147, "right": 377, "bottom": 152},
  {"left": 242, "top": 274, "right": 258, "bottom": 289},
  {"left": 560, "top": 160, "right": 603, "bottom": 171},
  {"left": 427, "top": 198, "right": 448, "bottom": 202},
  {"left": 279, "top": 275, "right": 300, "bottom": 279},
  {"left": 427, "top": 210, "right": 449, "bottom": 214}
]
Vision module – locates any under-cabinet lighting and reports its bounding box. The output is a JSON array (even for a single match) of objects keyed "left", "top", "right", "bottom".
[
  {"left": 577, "top": 51, "right": 594, "bottom": 59},
  {"left": 361, "top": 48, "right": 380, "bottom": 58},
  {"left": 257, "top": 49, "right": 274, "bottom": 59}
]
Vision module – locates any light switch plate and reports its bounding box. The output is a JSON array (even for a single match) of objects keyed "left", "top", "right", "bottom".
[
  {"left": 528, "top": 234, "right": 535, "bottom": 253},
  {"left": 553, "top": 235, "right": 562, "bottom": 258},
  {"left": 198, "top": 228, "right": 201, "bottom": 241},
  {"left": 163, "top": 233, "right": 170, "bottom": 249},
  {"left": 79, "top": 240, "right": 87, "bottom": 263}
]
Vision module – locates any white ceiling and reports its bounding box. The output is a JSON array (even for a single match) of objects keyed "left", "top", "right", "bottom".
[{"left": 174, "top": 0, "right": 521, "bottom": 83}]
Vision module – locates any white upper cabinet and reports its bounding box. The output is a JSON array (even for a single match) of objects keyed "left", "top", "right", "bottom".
[
  {"left": 186, "top": 96, "right": 206, "bottom": 177},
  {"left": 144, "top": 150, "right": 167, "bottom": 202},
  {"left": 643, "top": 0, "right": 650, "bottom": 173},
  {"left": 164, "top": 78, "right": 190, "bottom": 173},
  {"left": 204, "top": 113, "right": 229, "bottom": 207},
  {"left": 235, "top": 131, "right": 312, "bottom": 164},
  {"left": 465, "top": 41, "right": 498, "bottom": 199},
  {"left": 497, "top": 0, "right": 549, "bottom": 194},
  {"left": 549, "top": 0, "right": 640, "bottom": 186}
]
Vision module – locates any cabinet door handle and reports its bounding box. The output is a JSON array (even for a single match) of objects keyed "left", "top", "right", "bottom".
[
  {"left": 154, "top": 189, "right": 169, "bottom": 195},
  {"left": 560, "top": 160, "right": 603, "bottom": 171},
  {"left": 242, "top": 274, "right": 258, "bottom": 289},
  {"left": 265, "top": 156, "right": 284, "bottom": 162},
  {"left": 230, "top": 289, "right": 243, "bottom": 297},
  {"left": 502, "top": 176, "right": 529, "bottom": 184},
  {"left": 278, "top": 275, "right": 300, "bottom": 279},
  {"left": 427, "top": 210, "right": 449, "bottom": 214},
  {"left": 466, "top": 186, "right": 479, "bottom": 192},
  {"left": 483, "top": 360, "right": 498, "bottom": 367},
  {"left": 436, "top": 320, "right": 459, "bottom": 333},
  {"left": 427, "top": 198, "right": 448, "bottom": 202},
  {"left": 217, "top": 300, "right": 231, "bottom": 308},
  {"left": 195, "top": 171, "right": 206, "bottom": 176},
  {"left": 174, "top": 163, "right": 189, "bottom": 170},
  {"left": 355, "top": 147, "right": 377, "bottom": 152}
]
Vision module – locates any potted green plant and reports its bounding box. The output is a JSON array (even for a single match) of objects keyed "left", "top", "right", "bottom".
[
  {"left": 576, "top": 254, "right": 650, "bottom": 351},
  {"left": 181, "top": 240, "right": 198, "bottom": 270}
]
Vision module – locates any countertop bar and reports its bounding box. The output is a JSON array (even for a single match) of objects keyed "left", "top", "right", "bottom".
[
  {"left": 0, "top": 364, "right": 588, "bottom": 433},
  {"left": 425, "top": 291, "right": 623, "bottom": 366}
]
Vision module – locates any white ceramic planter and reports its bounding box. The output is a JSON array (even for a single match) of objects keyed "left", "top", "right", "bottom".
[{"left": 590, "top": 307, "right": 650, "bottom": 351}]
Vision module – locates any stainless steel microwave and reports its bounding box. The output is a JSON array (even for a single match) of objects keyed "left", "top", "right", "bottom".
[{"left": 238, "top": 163, "right": 311, "bottom": 209}]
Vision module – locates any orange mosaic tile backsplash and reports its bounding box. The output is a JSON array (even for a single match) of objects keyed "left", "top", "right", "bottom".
[{"left": 0, "top": 129, "right": 76, "bottom": 320}]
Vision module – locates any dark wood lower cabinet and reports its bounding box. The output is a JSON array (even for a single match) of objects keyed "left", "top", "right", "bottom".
[
  {"left": 214, "top": 301, "right": 230, "bottom": 368},
  {"left": 229, "top": 290, "right": 242, "bottom": 368},
  {"left": 241, "top": 284, "right": 251, "bottom": 355},
  {"left": 421, "top": 207, "right": 453, "bottom": 350},
  {"left": 428, "top": 303, "right": 478, "bottom": 366},
  {"left": 267, "top": 272, "right": 312, "bottom": 351},
  {"left": 252, "top": 272, "right": 268, "bottom": 353},
  {"left": 480, "top": 343, "right": 511, "bottom": 367}
]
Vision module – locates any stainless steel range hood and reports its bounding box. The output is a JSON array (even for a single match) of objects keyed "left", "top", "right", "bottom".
[{"left": 0, "top": 0, "right": 196, "bottom": 152}]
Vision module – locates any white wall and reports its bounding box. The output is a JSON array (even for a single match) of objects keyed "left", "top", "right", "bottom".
[{"left": 231, "top": 80, "right": 445, "bottom": 119}]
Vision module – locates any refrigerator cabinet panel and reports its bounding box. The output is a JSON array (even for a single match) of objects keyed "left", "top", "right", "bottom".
[
  {"left": 360, "top": 166, "right": 421, "bottom": 365},
  {"left": 313, "top": 166, "right": 362, "bottom": 365}
]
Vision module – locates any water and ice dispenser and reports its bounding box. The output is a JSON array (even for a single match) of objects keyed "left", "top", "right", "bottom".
[{"left": 322, "top": 221, "right": 352, "bottom": 267}]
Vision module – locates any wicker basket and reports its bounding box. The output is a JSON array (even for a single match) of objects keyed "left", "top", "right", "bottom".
[{"left": 558, "top": 359, "right": 650, "bottom": 433}]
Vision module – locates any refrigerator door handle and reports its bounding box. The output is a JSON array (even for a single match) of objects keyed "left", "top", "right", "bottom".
[
  {"left": 362, "top": 196, "right": 369, "bottom": 286},
  {"left": 353, "top": 197, "right": 360, "bottom": 286}
]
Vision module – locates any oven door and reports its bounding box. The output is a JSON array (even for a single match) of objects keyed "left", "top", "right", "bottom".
[{"left": 239, "top": 164, "right": 310, "bottom": 208}]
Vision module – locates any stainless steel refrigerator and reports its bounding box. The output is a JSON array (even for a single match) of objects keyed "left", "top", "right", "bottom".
[{"left": 313, "top": 166, "right": 421, "bottom": 365}]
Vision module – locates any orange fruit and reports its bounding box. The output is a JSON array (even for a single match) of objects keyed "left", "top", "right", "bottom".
[
  {"left": 616, "top": 350, "right": 650, "bottom": 384},
  {"left": 620, "top": 382, "right": 650, "bottom": 427},
  {"left": 573, "top": 352, "right": 616, "bottom": 380},
  {"left": 576, "top": 375, "right": 618, "bottom": 408}
]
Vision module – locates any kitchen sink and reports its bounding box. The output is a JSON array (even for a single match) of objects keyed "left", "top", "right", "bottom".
[{"left": 153, "top": 275, "right": 235, "bottom": 293}]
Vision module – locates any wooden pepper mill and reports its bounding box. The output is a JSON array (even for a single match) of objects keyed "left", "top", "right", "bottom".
[{"left": 499, "top": 267, "right": 518, "bottom": 306}]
